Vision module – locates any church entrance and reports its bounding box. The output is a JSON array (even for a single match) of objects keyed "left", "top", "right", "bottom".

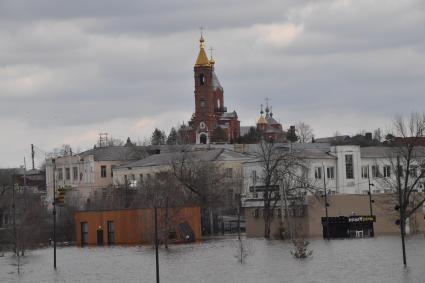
[{"left": 200, "top": 134, "right": 207, "bottom": 144}]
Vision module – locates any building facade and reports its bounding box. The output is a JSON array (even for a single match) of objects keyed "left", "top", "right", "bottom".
[
  {"left": 45, "top": 144, "right": 148, "bottom": 207},
  {"left": 74, "top": 206, "right": 202, "bottom": 246},
  {"left": 244, "top": 194, "right": 425, "bottom": 238},
  {"left": 241, "top": 144, "right": 425, "bottom": 238}
]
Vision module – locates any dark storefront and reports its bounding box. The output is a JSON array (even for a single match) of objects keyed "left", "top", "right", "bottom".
[{"left": 322, "top": 215, "right": 375, "bottom": 239}]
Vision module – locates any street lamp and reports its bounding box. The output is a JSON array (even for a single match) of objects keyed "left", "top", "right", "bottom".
[
  {"left": 367, "top": 165, "right": 374, "bottom": 237},
  {"left": 52, "top": 158, "right": 57, "bottom": 270},
  {"left": 322, "top": 164, "right": 330, "bottom": 241}
]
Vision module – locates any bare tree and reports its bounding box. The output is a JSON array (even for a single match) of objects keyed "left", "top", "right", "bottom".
[
  {"left": 255, "top": 139, "right": 310, "bottom": 238},
  {"left": 295, "top": 122, "right": 314, "bottom": 143},
  {"left": 170, "top": 151, "right": 227, "bottom": 235},
  {"left": 140, "top": 172, "right": 195, "bottom": 248},
  {"left": 0, "top": 170, "right": 49, "bottom": 276},
  {"left": 373, "top": 128, "right": 383, "bottom": 142},
  {"left": 376, "top": 113, "right": 425, "bottom": 266}
]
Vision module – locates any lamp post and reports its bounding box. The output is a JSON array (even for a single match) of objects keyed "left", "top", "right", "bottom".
[
  {"left": 52, "top": 158, "right": 57, "bottom": 270},
  {"left": 154, "top": 206, "right": 159, "bottom": 283},
  {"left": 322, "top": 164, "right": 330, "bottom": 241},
  {"left": 367, "top": 165, "right": 374, "bottom": 237}
]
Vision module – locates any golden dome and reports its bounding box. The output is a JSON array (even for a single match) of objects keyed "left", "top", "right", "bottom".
[
  {"left": 257, "top": 116, "right": 267, "bottom": 124},
  {"left": 195, "top": 36, "right": 211, "bottom": 67}
]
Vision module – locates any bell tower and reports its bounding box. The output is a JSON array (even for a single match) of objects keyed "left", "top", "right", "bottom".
[
  {"left": 188, "top": 33, "right": 239, "bottom": 144},
  {"left": 193, "top": 35, "right": 216, "bottom": 144}
]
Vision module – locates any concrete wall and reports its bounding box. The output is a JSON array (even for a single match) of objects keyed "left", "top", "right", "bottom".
[{"left": 74, "top": 206, "right": 202, "bottom": 246}]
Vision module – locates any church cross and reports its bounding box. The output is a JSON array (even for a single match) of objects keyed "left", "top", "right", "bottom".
[{"left": 209, "top": 46, "right": 214, "bottom": 59}]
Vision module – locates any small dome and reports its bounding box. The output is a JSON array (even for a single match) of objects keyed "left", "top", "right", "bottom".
[{"left": 257, "top": 116, "right": 267, "bottom": 124}]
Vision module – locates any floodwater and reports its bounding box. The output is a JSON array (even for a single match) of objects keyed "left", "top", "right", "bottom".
[{"left": 1, "top": 236, "right": 425, "bottom": 283}]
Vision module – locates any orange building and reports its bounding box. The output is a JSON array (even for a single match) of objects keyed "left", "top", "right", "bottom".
[{"left": 74, "top": 206, "right": 201, "bottom": 246}]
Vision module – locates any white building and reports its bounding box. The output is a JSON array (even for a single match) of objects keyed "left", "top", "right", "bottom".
[
  {"left": 241, "top": 144, "right": 425, "bottom": 207},
  {"left": 112, "top": 148, "right": 255, "bottom": 210},
  {"left": 45, "top": 145, "right": 148, "bottom": 207}
]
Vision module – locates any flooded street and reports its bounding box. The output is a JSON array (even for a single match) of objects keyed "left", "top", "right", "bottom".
[{"left": 1, "top": 235, "right": 425, "bottom": 283}]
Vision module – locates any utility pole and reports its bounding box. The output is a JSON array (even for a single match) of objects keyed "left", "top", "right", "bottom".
[
  {"left": 154, "top": 206, "right": 160, "bottom": 283},
  {"left": 31, "top": 144, "right": 35, "bottom": 170},
  {"left": 52, "top": 159, "right": 57, "bottom": 270},
  {"left": 397, "top": 156, "right": 407, "bottom": 266},
  {"left": 23, "top": 158, "right": 27, "bottom": 188},
  {"left": 323, "top": 164, "right": 330, "bottom": 241},
  {"left": 367, "top": 165, "right": 374, "bottom": 237},
  {"left": 12, "top": 170, "right": 17, "bottom": 255}
]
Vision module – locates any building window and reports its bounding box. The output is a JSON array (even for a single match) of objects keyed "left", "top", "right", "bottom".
[
  {"left": 327, "top": 167, "right": 335, "bottom": 179},
  {"left": 252, "top": 170, "right": 257, "bottom": 184},
  {"left": 107, "top": 221, "right": 115, "bottom": 245},
  {"left": 314, "top": 167, "right": 322, "bottom": 179},
  {"left": 200, "top": 100, "right": 205, "bottom": 108},
  {"left": 383, "top": 165, "right": 391, "bottom": 178},
  {"left": 73, "top": 167, "right": 78, "bottom": 181},
  {"left": 139, "top": 174, "right": 143, "bottom": 182},
  {"left": 101, "top": 165, "right": 107, "bottom": 178},
  {"left": 57, "top": 168, "right": 63, "bottom": 181},
  {"left": 361, "top": 166, "right": 369, "bottom": 179},
  {"left": 397, "top": 166, "right": 404, "bottom": 177},
  {"left": 199, "top": 73, "right": 205, "bottom": 85},
  {"left": 111, "top": 165, "right": 115, "bottom": 178},
  {"left": 225, "top": 168, "right": 233, "bottom": 178},
  {"left": 371, "top": 165, "right": 380, "bottom": 178},
  {"left": 81, "top": 222, "right": 88, "bottom": 246},
  {"left": 65, "top": 168, "right": 71, "bottom": 180},
  {"left": 345, "top": 155, "right": 354, "bottom": 179}
]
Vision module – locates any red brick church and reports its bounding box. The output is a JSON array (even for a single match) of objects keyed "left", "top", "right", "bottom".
[{"left": 187, "top": 35, "right": 240, "bottom": 144}]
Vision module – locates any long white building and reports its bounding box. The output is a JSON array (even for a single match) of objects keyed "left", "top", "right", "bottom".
[{"left": 241, "top": 144, "right": 425, "bottom": 206}]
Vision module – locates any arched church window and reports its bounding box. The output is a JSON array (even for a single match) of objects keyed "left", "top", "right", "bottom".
[
  {"left": 200, "top": 100, "right": 205, "bottom": 108},
  {"left": 199, "top": 73, "right": 205, "bottom": 85},
  {"left": 217, "top": 99, "right": 220, "bottom": 109}
]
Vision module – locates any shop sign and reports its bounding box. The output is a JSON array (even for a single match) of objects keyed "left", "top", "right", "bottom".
[{"left": 348, "top": 215, "right": 376, "bottom": 223}]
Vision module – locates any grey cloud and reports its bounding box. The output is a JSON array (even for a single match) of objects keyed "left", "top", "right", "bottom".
[{"left": 1, "top": 0, "right": 425, "bottom": 166}]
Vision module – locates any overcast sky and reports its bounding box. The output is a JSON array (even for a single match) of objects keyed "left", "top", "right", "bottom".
[{"left": 1, "top": 0, "right": 424, "bottom": 167}]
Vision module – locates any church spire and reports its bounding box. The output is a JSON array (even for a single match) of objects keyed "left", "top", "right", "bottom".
[{"left": 195, "top": 32, "right": 211, "bottom": 67}]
